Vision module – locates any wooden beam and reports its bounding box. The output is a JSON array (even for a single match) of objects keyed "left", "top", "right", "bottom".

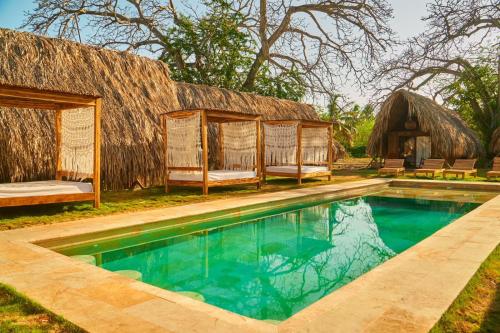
[
  {"left": 256, "top": 119, "right": 261, "bottom": 189},
  {"left": 0, "top": 85, "right": 97, "bottom": 107},
  {"left": 0, "top": 192, "right": 96, "bottom": 208},
  {"left": 93, "top": 98, "right": 101, "bottom": 208},
  {"left": 328, "top": 124, "right": 333, "bottom": 181},
  {"left": 262, "top": 123, "right": 266, "bottom": 183},
  {"left": 201, "top": 109, "right": 209, "bottom": 195},
  {"left": 55, "top": 110, "right": 62, "bottom": 180},
  {"left": 218, "top": 123, "right": 224, "bottom": 169},
  {"left": 297, "top": 124, "right": 302, "bottom": 185},
  {"left": 162, "top": 116, "right": 169, "bottom": 193}
]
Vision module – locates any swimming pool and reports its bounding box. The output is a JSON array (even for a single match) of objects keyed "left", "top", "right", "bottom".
[{"left": 53, "top": 190, "right": 480, "bottom": 321}]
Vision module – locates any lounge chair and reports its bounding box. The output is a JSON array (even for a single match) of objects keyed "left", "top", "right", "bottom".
[
  {"left": 486, "top": 157, "right": 500, "bottom": 180},
  {"left": 443, "top": 159, "right": 477, "bottom": 179},
  {"left": 413, "top": 159, "right": 445, "bottom": 178},
  {"left": 378, "top": 159, "right": 405, "bottom": 177}
]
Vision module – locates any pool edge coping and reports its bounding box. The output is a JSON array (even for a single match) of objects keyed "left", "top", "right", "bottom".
[{"left": 0, "top": 178, "right": 498, "bottom": 333}]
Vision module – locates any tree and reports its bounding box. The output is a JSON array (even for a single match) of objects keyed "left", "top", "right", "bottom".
[
  {"left": 23, "top": 0, "right": 395, "bottom": 99},
  {"left": 320, "top": 95, "right": 374, "bottom": 149},
  {"left": 372, "top": 0, "right": 499, "bottom": 149},
  {"left": 445, "top": 61, "right": 498, "bottom": 143}
]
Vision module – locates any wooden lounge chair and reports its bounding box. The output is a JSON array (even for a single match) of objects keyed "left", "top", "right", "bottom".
[
  {"left": 486, "top": 157, "right": 500, "bottom": 180},
  {"left": 413, "top": 159, "right": 445, "bottom": 178},
  {"left": 378, "top": 159, "right": 405, "bottom": 177},
  {"left": 443, "top": 159, "right": 477, "bottom": 179}
]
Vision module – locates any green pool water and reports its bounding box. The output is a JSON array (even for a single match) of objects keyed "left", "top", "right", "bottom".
[{"left": 58, "top": 195, "right": 478, "bottom": 321}]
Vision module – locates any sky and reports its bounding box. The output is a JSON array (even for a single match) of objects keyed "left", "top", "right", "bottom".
[{"left": 0, "top": 0, "right": 432, "bottom": 104}]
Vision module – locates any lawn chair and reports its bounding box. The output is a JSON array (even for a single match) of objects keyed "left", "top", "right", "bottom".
[
  {"left": 378, "top": 159, "right": 405, "bottom": 177},
  {"left": 413, "top": 159, "right": 445, "bottom": 178},
  {"left": 443, "top": 159, "right": 477, "bottom": 179},
  {"left": 486, "top": 157, "right": 500, "bottom": 180}
]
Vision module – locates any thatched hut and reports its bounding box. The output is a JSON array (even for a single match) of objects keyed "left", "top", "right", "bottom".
[
  {"left": 490, "top": 127, "right": 500, "bottom": 156},
  {"left": 0, "top": 28, "right": 319, "bottom": 190},
  {"left": 367, "top": 90, "right": 483, "bottom": 167}
]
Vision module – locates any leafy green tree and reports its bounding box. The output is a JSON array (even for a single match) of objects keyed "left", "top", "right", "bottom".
[
  {"left": 445, "top": 61, "right": 499, "bottom": 147},
  {"left": 320, "top": 95, "right": 375, "bottom": 151},
  {"left": 162, "top": 0, "right": 305, "bottom": 101}
]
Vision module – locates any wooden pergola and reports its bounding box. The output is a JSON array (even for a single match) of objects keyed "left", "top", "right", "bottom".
[
  {"left": 0, "top": 84, "right": 101, "bottom": 208},
  {"left": 263, "top": 119, "right": 334, "bottom": 184},
  {"left": 161, "top": 108, "right": 261, "bottom": 195}
]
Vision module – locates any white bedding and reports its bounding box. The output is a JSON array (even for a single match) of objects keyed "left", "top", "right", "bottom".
[
  {"left": 266, "top": 165, "right": 329, "bottom": 174},
  {"left": 169, "top": 170, "right": 257, "bottom": 182},
  {"left": 0, "top": 180, "right": 93, "bottom": 198}
]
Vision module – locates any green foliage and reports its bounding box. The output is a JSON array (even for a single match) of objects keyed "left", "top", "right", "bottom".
[
  {"left": 445, "top": 60, "right": 499, "bottom": 149},
  {"left": 319, "top": 96, "right": 375, "bottom": 155},
  {"left": 163, "top": 0, "right": 305, "bottom": 101}
]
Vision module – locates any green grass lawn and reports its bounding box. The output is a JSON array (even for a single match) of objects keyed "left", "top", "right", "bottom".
[
  {"left": 431, "top": 244, "right": 500, "bottom": 333},
  {"left": 0, "top": 284, "right": 84, "bottom": 333}
]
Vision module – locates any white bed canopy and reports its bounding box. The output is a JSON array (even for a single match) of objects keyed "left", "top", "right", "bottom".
[
  {"left": 161, "top": 108, "right": 261, "bottom": 194},
  {"left": 263, "top": 120, "right": 333, "bottom": 184}
]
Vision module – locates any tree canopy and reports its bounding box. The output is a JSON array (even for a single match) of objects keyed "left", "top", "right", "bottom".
[{"left": 23, "top": 0, "right": 395, "bottom": 100}]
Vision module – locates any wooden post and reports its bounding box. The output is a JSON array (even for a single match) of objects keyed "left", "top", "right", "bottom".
[
  {"left": 262, "top": 123, "right": 266, "bottom": 184},
  {"left": 297, "top": 122, "right": 302, "bottom": 185},
  {"left": 162, "top": 115, "right": 169, "bottom": 193},
  {"left": 327, "top": 124, "right": 333, "bottom": 181},
  {"left": 218, "top": 123, "right": 224, "bottom": 169},
  {"left": 256, "top": 118, "right": 261, "bottom": 189},
  {"left": 93, "top": 98, "right": 102, "bottom": 209},
  {"left": 201, "top": 110, "right": 209, "bottom": 195},
  {"left": 55, "top": 109, "right": 62, "bottom": 180}
]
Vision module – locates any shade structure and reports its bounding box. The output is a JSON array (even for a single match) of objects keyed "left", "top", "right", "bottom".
[
  {"left": 263, "top": 120, "right": 334, "bottom": 184},
  {"left": 367, "top": 90, "right": 483, "bottom": 165},
  {"left": 161, "top": 108, "right": 262, "bottom": 195},
  {"left": 0, "top": 84, "right": 101, "bottom": 208}
]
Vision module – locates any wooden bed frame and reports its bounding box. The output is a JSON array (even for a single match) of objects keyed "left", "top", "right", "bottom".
[
  {"left": 161, "top": 108, "right": 261, "bottom": 195},
  {"left": 263, "top": 120, "right": 334, "bottom": 184},
  {"left": 0, "top": 84, "right": 101, "bottom": 208}
]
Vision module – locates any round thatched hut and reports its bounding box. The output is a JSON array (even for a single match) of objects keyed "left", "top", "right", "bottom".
[
  {"left": 0, "top": 28, "right": 318, "bottom": 190},
  {"left": 367, "top": 90, "right": 483, "bottom": 167},
  {"left": 490, "top": 127, "right": 500, "bottom": 156}
]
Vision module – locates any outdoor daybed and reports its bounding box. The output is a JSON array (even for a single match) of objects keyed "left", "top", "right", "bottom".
[
  {"left": 263, "top": 120, "right": 333, "bottom": 184},
  {"left": 0, "top": 84, "right": 101, "bottom": 208},
  {"left": 161, "top": 108, "right": 261, "bottom": 195}
]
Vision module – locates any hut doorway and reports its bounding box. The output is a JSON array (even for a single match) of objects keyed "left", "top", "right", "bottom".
[{"left": 388, "top": 131, "right": 431, "bottom": 168}]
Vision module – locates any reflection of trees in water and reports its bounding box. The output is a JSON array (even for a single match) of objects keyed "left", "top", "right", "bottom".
[{"left": 247, "top": 198, "right": 396, "bottom": 319}]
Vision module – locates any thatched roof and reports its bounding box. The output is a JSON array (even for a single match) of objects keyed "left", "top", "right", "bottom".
[
  {"left": 176, "top": 82, "right": 318, "bottom": 120},
  {"left": 490, "top": 127, "right": 500, "bottom": 156},
  {"left": 0, "top": 28, "right": 319, "bottom": 190},
  {"left": 367, "top": 90, "right": 483, "bottom": 161}
]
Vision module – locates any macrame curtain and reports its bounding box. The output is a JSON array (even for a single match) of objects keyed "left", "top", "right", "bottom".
[
  {"left": 264, "top": 123, "right": 298, "bottom": 166},
  {"left": 166, "top": 112, "right": 202, "bottom": 171},
  {"left": 302, "top": 127, "right": 329, "bottom": 164},
  {"left": 60, "top": 108, "right": 94, "bottom": 179},
  {"left": 221, "top": 121, "right": 256, "bottom": 170}
]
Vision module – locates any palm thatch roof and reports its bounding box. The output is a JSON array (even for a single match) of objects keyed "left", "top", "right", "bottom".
[
  {"left": 176, "top": 82, "right": 318, "bottom": 120},
  {"left": 490, "top": 127, "right": 500, "bottom": 156},
  {"left": 0, "top": 28, "right": 319, "bottom": 190},
  {"left": 367, "top": 90, "right": 483, "bottom": 161}
]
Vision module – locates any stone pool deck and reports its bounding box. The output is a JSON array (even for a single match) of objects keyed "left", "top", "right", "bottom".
[{"left": 0, "top": 178, "right": 498, "bottom": 333}]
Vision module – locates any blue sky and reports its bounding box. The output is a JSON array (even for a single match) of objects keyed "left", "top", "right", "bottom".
[{"left": 0, "top": 0, "right": 431, "bottom": 103}]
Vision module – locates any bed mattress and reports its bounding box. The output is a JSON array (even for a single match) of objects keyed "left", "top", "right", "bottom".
[
  {"left": 169, "top": 170, "right": 257, "bottom": 182},
  {"left": 266, "top": 165, "right": 329, "bottom": 174},
  {"left": 0, "top": 180, "right": 93, "bottom": 198}
]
